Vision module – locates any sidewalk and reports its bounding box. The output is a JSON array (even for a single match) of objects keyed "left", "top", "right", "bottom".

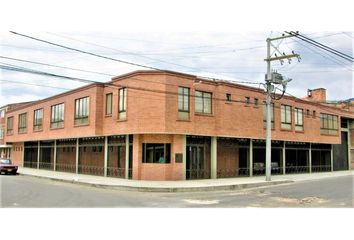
[{"left": 17, "top": 167, "right": 354, "bottom": 192}]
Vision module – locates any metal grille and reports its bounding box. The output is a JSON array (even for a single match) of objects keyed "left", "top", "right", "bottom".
[
  {"left": 217, "top": 168, "right": 250, "bottom": 178},
  {"left": 107, "top": 167, "right": 125, "bottom": 178},
  {"left": 186, "top": 169, "right": 210, "bottom": 180}
]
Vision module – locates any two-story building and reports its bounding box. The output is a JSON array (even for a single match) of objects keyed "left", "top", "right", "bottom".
[{"left": 2, "top": 70, "right": 354, "bottom": 180}]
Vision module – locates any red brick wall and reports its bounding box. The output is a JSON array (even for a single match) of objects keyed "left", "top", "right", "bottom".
[
  {"left": 132, "top": 134, "right": 183, "bottom": 180},
  {"left": 4, "top": 72, "right": 350, "bottom": 146},
  {"left": 4, "top": 84, "right": 103, "bottom": 142},
  {"left": 11, "top": 142, "right": 24, "bottom": 166}
]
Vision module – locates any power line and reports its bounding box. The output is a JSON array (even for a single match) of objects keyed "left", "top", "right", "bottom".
[
  {"left": 286, "top": 31, "right": 353, "bottom": 63},
  {"left": 10, "top": 31, "right": 261, "bottom": 85},
  {"left": 0, "top": 56, "right": 115, "bottom": 77},
  {"left": 284, "top": 36, "right": 353, "bottom": 71},
  {"left": 0, "top": 79, "right": 71, "bottom": 90}
]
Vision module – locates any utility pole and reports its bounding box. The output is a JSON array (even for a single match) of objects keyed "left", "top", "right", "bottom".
[{"left": 264, "top": 33, "right": 300, "bottom": 181}]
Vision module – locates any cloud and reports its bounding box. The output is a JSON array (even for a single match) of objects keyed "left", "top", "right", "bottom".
[{"left": 0, "top": 31, "right": 352, "bottom": 107}]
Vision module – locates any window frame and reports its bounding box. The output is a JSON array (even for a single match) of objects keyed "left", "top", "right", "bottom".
[
  {"left": 294, "top": 108, "right": 304, "bottom": 131},
  {"left": 281, "top": 104, "right": 292, "bottom": 130},
  {"left": 142, "top": 143, "right": 171, "bottom": 164},
  {"left": 320, "top": 113, "right": 338, "bottom": 135},
  {"left": 33, "top": 108, "right": 43, "bottom": 131},
  {"left": 105, "top": 93, "right": 113, "bottom": 116},
  {"left": 6, "top": 116, "right": 14, "bottom": 135},
  {"left": 18, "top": 113, "right": 27, "bottom": 133},
  {"left": 51, "top": 103, "right": 65, "bottom": 129},
  {"left": 195, "top": 90, "right": 212, "bottom": 114},
  {"left": 74, "top": 97, "right": 89, "bottom": 125},
  {"left": 178, "top": 87, "right": 190, "bottom": 112},
  {"left": 118, "top": 88, "right": 127, "bottom": 113}
]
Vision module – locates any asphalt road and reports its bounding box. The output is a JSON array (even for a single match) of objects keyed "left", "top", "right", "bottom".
[{"left": 1, "top": 174, "right": 353, "bottom": 207}]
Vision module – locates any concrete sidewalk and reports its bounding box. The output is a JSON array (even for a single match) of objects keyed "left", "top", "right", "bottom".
[{"left": 17, "top": 167, "right": 354, "bottom": 192}]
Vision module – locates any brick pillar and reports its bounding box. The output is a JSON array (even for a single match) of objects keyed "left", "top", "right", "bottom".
[{"left": 132, "top": 134, "right": 141, "bottom": 180}]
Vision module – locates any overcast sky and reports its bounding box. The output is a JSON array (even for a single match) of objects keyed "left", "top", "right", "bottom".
[{"left": 0, "top": 31, "right": 353, "bottom": 106}]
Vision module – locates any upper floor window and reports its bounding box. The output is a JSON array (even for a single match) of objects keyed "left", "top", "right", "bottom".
[
  {"left": 33, "top": 108, "right": 43, "bottom": 131},
  {"left": 51, "top": 103, "right": 64, "bottom": 129},
  {"left": 6, "top": 116, "right": 13, "bottom": 135},
  {"left": 281, "top": 105, "right": 292, "bottom": 130},
  {"left": 226, "top": 93, "right": 232, "bottom": 102},
  {"left": 0, "top": 109, "right": 5, "bottom": 118},
  {"left": 178, "top": 87, "right": 190, "bottom": 112},
  {"left": 0, "top": 128, "right": 4, "bottom": 139},
  {"left": 18, "top": 113, "right": 27, "bottom": 133},
  {"left": 195, "top": 91, "right": 212, "bottom": 114},
  {"left": 320, "top": 113, "right": 338, "bottom": 135},
  {"left": 254, "top": 98, "right": 259, "bottom": 106},
  {"left": 263, "top": 102, "right": 274, "bottom": 128},
  {"left": 75, "top": 97, "right": 89, "bottom": 125},
  {"left": 294, "top": 108, "right": 304, "bottom": 131},
  {"left": 105, "top": 93, "right": 113, "bottom": 116},
  {"left": 119, "top": 88, "right": 127, "bottom": 119},
  {"left": 244, "top": 97, "right": 250, "bottom": 105}
]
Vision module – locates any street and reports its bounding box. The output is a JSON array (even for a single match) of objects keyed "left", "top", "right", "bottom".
[{"left": 1, "top": 174, "right": 353, "bottom": 207}]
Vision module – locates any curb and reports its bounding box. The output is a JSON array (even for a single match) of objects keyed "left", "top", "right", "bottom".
[{"left": 18, "top": 172, "right": 293, "bottom": 192}]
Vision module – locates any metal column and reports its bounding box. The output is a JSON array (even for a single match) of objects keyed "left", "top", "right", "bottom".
[
  {"left": 249, "top": 139, "right": 253, "bottom": 177},
  {"left": 211, "top": 136, "right": 217, "bottom": 179},
  {"left": 53, "top": 140, "right": 57, "bottom": 171},
  {"left": 348, "top": 119, "right": 351, "bottom": 170},
  {"left": 282, "top": 141, "right": 286, "bottom": 175},
  {"left": 331, "top": 144, "right": 334, "bottom": 172},
  {"left": 309, "top": 143, "right": 312, "bottom": 173},
  {"left": 125, "top": 134, "right": 130, "bottom": 179},
  {"left": 182, "top": 135, "right": 187, "bottom": 180},
  {"left": 75, "top": 138, "right": 79, "bottom": 174},
  {"left": 104, "top": 136, "right": 108, "bottom": 177},
  {"left": 37, "top": 141, "right": 40, "bottom": 169}
]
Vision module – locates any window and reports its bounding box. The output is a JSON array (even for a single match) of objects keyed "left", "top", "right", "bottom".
[
  {"left": 0, "top": 128, "right": 4, "bottom": 139},
  {"left": 263, "top": 102, "right": 274, "bottom": 128},
  {"left": 0, "top": 109, "right": 4, "bottom": 118},
  {"left": 178, "top": 87, "right": 190, "bottom": 112},
  {"left": 226, "top": 93, "right": 231, "bottom": 102},
  {"left": 33, "top": 108, "right": 43, "bottom": 131},
  {"left": 281, "top": 105, "right": 292, "bottom": 130},
  {"left": 306, "top": 109, "right": 310, "bottom": 117},
  {"left": 320, "top": 113, "right": 338, "bottom": 135},
  {"left": 105, "top": 93, "right": 113, "bottom": 115},
  {"left": 119, "top": 88, "right": 127, "bottom": 119},
  {"left": 51, "top": 103, "right": 64, "bottom": 128},
  {"left": 75, "top": 97, "right": 89, "bottom": 125},
  {"left": 195, "top": 91, "right": 212, "bottom": 114},
  {"left": 245, "top": 97, "right": 250, "bottom": 105},
  {"left": 294, "top": 108, "right": 304, "bottom": 131},
  {"left": 142, "top": 143, "right": 171, "bottom": 164},
  {"left": 312, "top": 110, "right": 316, "bottom": 118},
  {"left": 254, "top": 98, "right": 259, "bottom": 106},
  {"left": 18, "top": 113, "right": 27, "bottom": 133},
  {"left": 178, "top": 87, "right": 190, "bottom": 120},
  {"left": 341, "top": 118, "right": 348, "bottom": 129},
  {"left": 6, "top": 117, "right": 13, "bottom": 135}
]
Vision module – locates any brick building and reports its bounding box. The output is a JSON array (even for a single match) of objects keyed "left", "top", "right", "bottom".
[{"left": 1, "top": 70, "right": 353, "bottom": 180}]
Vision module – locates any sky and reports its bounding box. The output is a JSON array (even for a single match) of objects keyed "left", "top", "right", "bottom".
[{"left": 0, "top": 31, "right": 353, "bottom": 106}]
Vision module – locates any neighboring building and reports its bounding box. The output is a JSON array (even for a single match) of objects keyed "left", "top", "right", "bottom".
[
  {"left": 0, "top": 102, "right": 34, "bottom": 159},
  {"left": 2, "top": 70, "right": 354, "bottom": 180}
]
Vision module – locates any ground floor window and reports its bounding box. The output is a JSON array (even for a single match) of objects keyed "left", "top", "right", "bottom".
[{"left": 142, "top": 143, "right": 171, "bottom": 163}]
